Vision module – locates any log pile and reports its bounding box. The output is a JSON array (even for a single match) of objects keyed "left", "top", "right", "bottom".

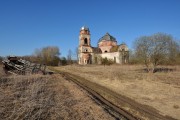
[{"left": 2, "top": 56, "right": 46, "bottom": 75}]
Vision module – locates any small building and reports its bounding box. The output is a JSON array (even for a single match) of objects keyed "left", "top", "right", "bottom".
[{"left": 78, "top": 26, "right": 129, "bottom": 65}]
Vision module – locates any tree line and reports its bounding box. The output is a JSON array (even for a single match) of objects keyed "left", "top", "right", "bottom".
[
  {"left": 0, "top": 46, "right": 77, "bottom": 66},
  {"left": 31, "top": 47, "right": 76, "bottom": 66},
  {"left": 0, "top": 32, "right": 179, "bottom": 70},
  {"left": 0, "top": 46, "right": 75, "bottom": 66}
]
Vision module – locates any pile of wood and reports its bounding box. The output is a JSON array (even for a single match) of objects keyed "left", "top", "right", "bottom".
[{"left": 2, "top": 56, "right": 46, "bottom": 75}]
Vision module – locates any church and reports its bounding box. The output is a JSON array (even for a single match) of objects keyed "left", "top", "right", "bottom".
[{"left": 78, "top": 26, "right": 129, "bottom": 65}]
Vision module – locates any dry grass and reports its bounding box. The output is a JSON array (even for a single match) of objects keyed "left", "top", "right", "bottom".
[
  {"left": 54, "top": 65, "right": 180, "bottom": 119},
  {"left": 52, "top": 75, "right": 115, "bottom": 120},
  {"left": 0, "top": 75, "right": 57, "bottom": 120},
  {"left": 0, "top": 65, "right": 5, "bottom": 77},
  {"left": 0, "top": 67, "right": 114, "bottom": 120}
]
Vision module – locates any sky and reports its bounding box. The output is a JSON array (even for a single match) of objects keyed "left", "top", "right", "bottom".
[{"left": 0, "top": 0, "right": 180, "bottom": 58}]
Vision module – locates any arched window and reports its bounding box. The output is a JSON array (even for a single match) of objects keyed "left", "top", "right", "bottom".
[
  {"left": 105, "top": 50, "right": 107, "bottom": 53},
  {"left": 85, "top": 48, "right": 88, "bottom": 52},
  {"left": 84, "top": 38, "right": 88, "bottom": 45}
]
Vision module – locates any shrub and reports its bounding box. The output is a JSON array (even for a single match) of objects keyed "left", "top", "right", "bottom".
[{"left": 101, "top": 58, "right": 114, "bottom": 66}]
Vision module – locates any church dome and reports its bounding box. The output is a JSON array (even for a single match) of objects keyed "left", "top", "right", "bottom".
[
  {"left": 81, "top": 26, "right": 89, "bottom": 31},
  {"left": 98, "top": 33, "right": 117, "bottom": 43}
]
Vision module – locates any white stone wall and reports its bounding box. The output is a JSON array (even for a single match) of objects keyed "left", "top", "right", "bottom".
[
  {"left": 99, "top": 52, "right": 121, "bottom": 63},
  {"left": 99, "top": 46, "right": 112, "bottom": 53}
]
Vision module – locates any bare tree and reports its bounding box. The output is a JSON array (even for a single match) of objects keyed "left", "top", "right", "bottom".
[
  {"left": 75, "top": 47, "right": 79, "bottom": 63},
  {"left": 135, "top": 33, "right": 179, "bottom": 72},
  {"left": 34, "top": 46, "right": 60, "bottom": 66},
  {"left": 60, "top": 57, "right": 67, "bottom": 65},
  {"left": 135, "top": 36, "right": 152, "bottom": 71},
  {"left": 167, "top": 39, "right": 180, "bottom": 64},
  {"left": 67, "top": 49, "right": 72, "bottom": 65}
]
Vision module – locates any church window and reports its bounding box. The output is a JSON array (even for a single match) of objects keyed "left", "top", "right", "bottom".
[
  {"left": 114, "top": 57, "right": 116, "bottom": 63},
  {"left": 84, "top": 38, "right": 88, "bottom": 45},
  {"left": 83, "top": 48, "right": 88, "bottom": 52}
]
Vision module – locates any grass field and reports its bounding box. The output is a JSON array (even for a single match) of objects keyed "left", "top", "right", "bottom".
[
  {"left": 54, "top": 64, "right": 180, "bottom": 119},
  {"left": 0, "top": 66, "right": 114, "bottom": 120}
]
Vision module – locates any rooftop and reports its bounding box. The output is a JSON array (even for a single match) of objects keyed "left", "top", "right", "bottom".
[
  {"left": 80, "top": 26, "right": 89, "bottom": 31},
  {"left": 98, "top": 33, "right": 117, "bottom": 43}
]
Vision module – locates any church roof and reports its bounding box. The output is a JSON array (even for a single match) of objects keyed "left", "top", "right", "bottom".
[
  {"left": 98, "top": 33, "right": 117, "bottom": 43},
  {"left": 110, "top": 46, "right": 119, "bottom": 52},
  {"left": 81, "top": 26, "right": 89, "bottom": 31},
  {"left": 110, "top": 43, "right": 128, "bottom": 52},
  {"left": 92, "top": 47, "right": 102, "bottom": 53}
]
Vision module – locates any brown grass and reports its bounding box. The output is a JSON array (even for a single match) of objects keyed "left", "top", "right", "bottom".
[
  {"left": 54, "top": 64, "right": 180, "bottom": 119},
  {"left": 0, "top": 68, "right": 114, "bottom": 120},
  {"left": 0, "top": 65, "right": 5, "bottom": 77},
  {"left": 0, "top": 75, "right": 57, "bottom": 120},
  {"left": 52, "top": 75, "right": 115, "bottom": 120}
]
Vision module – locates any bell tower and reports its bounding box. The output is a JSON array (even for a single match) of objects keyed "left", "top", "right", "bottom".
[
  {"left": 79, "top": 26, "right": 91, "bottom": 46},
  {"left": 78, "top": 26, "right": 92, "bottom": 65}
]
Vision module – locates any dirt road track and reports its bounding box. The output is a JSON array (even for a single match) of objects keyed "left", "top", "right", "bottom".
[{"left": 57, "top": 71, "right": 177, "bottom": 120}]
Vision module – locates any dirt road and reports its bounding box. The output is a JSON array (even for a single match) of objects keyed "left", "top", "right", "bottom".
[
  {"left": 52, "top": 74, "right": 115, "bottom": 120},
  {"left": 53, "top": 65, "right": 180, "bottom": 120}
]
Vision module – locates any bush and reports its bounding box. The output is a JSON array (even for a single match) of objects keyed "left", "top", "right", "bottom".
[
  {"left": 60, "top": 57, "right": 67, "bottom": 65},
  {"left": 101, "top": 58, "right": 114, "bottom": 66}
]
